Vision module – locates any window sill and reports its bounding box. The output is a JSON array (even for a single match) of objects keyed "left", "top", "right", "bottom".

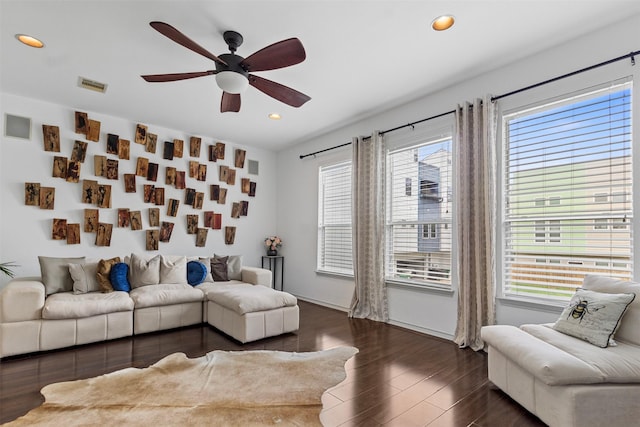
[
  {"left": 315, "top": 269, "right": 354, "bottom": 280},
  {"left": 496, "top": 295, "right": 565, "bottom": 314},
  {"left": 386, "top": 279, "right": 454, "bottom": 296}
]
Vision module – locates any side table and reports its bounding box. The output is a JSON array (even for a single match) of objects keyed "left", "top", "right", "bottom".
[{"left": 261, "top": 255, "right": 284, "bottom": 291}]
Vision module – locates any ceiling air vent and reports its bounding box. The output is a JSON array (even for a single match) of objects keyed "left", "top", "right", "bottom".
[{"left": 78, "top": 77, "right": 108, "bottom": 93}]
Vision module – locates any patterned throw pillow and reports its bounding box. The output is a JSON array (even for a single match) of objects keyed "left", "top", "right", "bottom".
[
  {"left": 553, "top": 288, "right": 635, "bottom": 347},
  {"left": 96, "top": 257, "right": 121, "bottom": 292}
]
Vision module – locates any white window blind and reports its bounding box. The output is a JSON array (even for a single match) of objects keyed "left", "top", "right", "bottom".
[
  {"left": 386, "top": 138, "right": 453, "bottom": 286},
  {"left": 317, "top": 162, "right": 353, "bottom": 274},
  {"left": 503, "top": 82, "right": 633, "bottom": 301}
]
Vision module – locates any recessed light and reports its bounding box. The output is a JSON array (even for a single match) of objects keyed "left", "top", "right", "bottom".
[
  {"left": 269, "top": 113, "right": 281, "bottom": 120},
  {"left": 431, "top": 15, "right": 455, "bottom": 31},
  {"left": 15, "top": 34, "right": 44, "bottom": 48}
]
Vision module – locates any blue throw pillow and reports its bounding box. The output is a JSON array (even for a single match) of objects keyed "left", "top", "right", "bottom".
[
  {"left": 110, "top": 263, "right": 131, "bottom": 292},
  {"left": 187, "top": 261, "right": 207, "bottom": 286}
]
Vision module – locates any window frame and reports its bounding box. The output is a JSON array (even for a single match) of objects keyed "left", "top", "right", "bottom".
[
  {"left": 498, "top": 78, "right": 633, "bottom": 305},
  {"left": 316, "top": 160, "right": 354, "bottom": 276},
  {"left": 384, "top": 122, "right": 456, "bottom": 290}
]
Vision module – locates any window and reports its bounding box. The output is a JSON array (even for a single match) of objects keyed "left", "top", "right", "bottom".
[
  {"left": 502, "top": 82, "right": 632, "bottom": 301},
  {"left": 405, "top": 178, "right": 412, "bottom": 196},
  {"left": 317, "top": 162, "right": 353, "bottom": 275},
  {"left": 386, "top": 137, "right": 453, "bottom": 286}
]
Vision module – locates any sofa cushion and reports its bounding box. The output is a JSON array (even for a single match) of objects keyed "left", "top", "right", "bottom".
[
  {"left": 522, "top": 323, "right": 640, "bottom": 384},
  {"left": 110, "top": 263, "right": 131, "bottom": 292},
  {"left": 129, "top": 254, "right": 161, "bottom": 288},
  {"left": 42, "top": 291, "right": 134, "bottom": 320},
  {"left": 38, "top": 256, "right": 86, "bottom": 295},
  {"left": 69, "top": 262, "right": 100, "bottom": 294},
  {"left": 553, "top": 288, "right": 635, "bottom": 348},
  {"left": 214, "top": 254, "right": 243, "bottom": 280},
  {"left": 582, "top": 275, "right": 640, "bottom": 346},
  {"left": 159, "top": 255, "right": 188, "bottom": 284},
  {"left": 96, "top": 257, "right": 121, "bottom": 292},
  {"left": 187, "top": 261, "right": 207, "bottom": 286},
  {"left": 129, "top": 283, "right": 204, "bottom": 309},
  {"left": 211, "top": 257, "right": 229, "bottom": 281},
  {"left": 205, "top": 283, "right": 297, "bottom": 315},
  {"left": 481, "top": 324, "right": 603, "bottom": 386}
]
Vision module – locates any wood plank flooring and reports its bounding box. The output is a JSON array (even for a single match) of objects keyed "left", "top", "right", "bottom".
[{"left": 0, "top": 301, "right": 546, "bottom": 426}]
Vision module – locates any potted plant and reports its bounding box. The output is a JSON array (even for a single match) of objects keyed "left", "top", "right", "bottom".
[
  {"left": 264, "top": 236, "right": 282, "bottom": 256},
  {"left": 0, "top": 261, "right": 17, "bottom": 278}
]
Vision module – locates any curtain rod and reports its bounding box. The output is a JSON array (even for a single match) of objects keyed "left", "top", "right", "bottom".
[{"left": 299, "top": 49, "right": 638, "bottom": 160}]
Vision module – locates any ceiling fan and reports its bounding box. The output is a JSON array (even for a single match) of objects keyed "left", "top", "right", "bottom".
[{"left": 141, "top": 21, "right": 311, "bottom": 113}]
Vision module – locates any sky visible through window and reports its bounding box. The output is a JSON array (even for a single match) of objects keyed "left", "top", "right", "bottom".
[{"left": 507, "top": 88, "right": 631, "bottom": 171}]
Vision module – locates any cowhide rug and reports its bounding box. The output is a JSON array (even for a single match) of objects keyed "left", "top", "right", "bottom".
[{"left": 5, "top": 346, "right": 358, "bottom": 426}]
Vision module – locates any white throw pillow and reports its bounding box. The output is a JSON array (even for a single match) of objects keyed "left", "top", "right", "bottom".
[
  {"left": 553, "top": 288, "right": 635, "bottom": 348},
  {"left": 582, "top": 275, "right": 640, "bottom": 346},
  {"left": 129, "top": 254, "right": 161, "bottom": 288},
  {"left": 69, "top": 262, "right": 100, "bottom": 294},
  {"left": 214, "top": 254, "right": 243, "bottom": 280},
  {"left": 199, "top": 257, "right": 214, "bottom": 283},
  {"left": 160, "top": 255, "right": 188, "bottom": 284}
]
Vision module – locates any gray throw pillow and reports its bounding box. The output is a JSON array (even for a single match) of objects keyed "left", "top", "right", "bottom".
[
  {"left": 129, "top": 253, "right": 161, "bottom": 288},
  {"left": 69, "top": 262, "right": 100, "bottom": 294},
  {"left": 38, "top": 256, "right": 86, "bottom": 295},
  {"left": 211, "top": 256, "right": 229, "bottom": 282}
]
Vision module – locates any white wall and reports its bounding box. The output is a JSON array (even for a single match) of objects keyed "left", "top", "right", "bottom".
[
  {"left": 277, "top": 13, "right": 640, "bottom": 339},
  {"left": 0, "top": 93, "right": 278, "bottom": 287}
]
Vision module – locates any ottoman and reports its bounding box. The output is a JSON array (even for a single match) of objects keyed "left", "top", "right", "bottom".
[{"left": 204, "top": 283, "right": 299, "bottom": 343}]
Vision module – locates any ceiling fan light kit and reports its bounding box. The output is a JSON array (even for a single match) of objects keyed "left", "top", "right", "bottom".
[{"left": 141, "top": 22, "right": 310, "bottom": 113}]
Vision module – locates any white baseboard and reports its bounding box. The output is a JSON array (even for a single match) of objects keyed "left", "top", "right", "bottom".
[{"left": 295, "top": 294, "right": 454, "bottom": 341}]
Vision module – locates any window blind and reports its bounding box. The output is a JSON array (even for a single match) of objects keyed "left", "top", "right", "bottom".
[
  {"left": 386, "top": 138, "right": 453, "bottom": 285},
  {"left": 317, "top": 162, "right": 353, "bottom": 274},
  {"left": 503, "top": 82, "right": 633, "bottom": 301}
]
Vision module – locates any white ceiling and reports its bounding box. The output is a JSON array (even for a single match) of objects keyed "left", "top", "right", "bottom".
[{"left": 2, "top": 1, "right": 640, "bottom": 151}]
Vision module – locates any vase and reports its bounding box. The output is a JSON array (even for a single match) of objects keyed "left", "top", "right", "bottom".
[{"left": 267, "top": 249, "right": 278, "bottom": 256}]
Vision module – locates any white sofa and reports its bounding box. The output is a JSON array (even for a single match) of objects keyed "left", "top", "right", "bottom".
[
  {"left": 0, "top": 254, "right": 299, "bottom": 358},
  {"left": 481, "top": 275, "right": 640, "bottom": 427}
]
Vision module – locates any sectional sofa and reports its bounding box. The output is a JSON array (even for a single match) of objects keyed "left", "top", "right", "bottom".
[{"left": 0, "top": 254, "right": 299, "bottom": 358}]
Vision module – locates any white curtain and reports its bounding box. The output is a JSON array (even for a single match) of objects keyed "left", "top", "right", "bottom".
[
  {"left": 453, "top": 97, "right": 497, "bottom": 350},
  {"left": 349, "top": 132, "right": 388, "bottom": 322}
]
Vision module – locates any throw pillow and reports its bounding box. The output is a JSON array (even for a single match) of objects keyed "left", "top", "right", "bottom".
[
  {"left": 110, "top": 263, "right": 131, "bottom": 292},
  {"left": 187, "top": 261, "right": 208, "bottom": 286},
  {"left": 581, "top": 275, "right": 640, "bottom": 346},
  {"left": 96, "top": 257, "right": 121, "bottom": 293},
  {"left": 214, "top": 254, "right": 243, "bottom": 280},
  {"left": 159, "top": 255, "right": 188, "bottom": 284},
  {"left": 69, "top": 262, "right": 100, "bottom": 294},
  {"left": 199, "top": 256, "right": 214, "bottom": 283},
  {"left": 553, "top": 288, "right": 635, "bottom": 348},
  {"left": 128, "top": 253, "right": 161, "bottom": 288},
  {"left": 38, "top": 256, "right": 86, "bottom": 295},
  {"left": 211, "top": 256, "right": 229, "bottom": 282}
]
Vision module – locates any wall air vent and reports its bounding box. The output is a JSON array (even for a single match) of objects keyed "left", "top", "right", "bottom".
[{"left": 78, "top": 77, "right": 108, "bottom": 93}]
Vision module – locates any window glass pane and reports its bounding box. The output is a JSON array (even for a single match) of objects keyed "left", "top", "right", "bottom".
[
  {"left": 318, "top": 162, "right": 353, "bottom": 274},
  {"left": 503, "top": 83, "right": 633, "bottom": 301},
  {"left": 386, "top": 137, "right": 453, "bottom": 286}
]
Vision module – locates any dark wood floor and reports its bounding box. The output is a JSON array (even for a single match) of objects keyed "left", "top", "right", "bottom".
[{"left": 0, "top": 301, "right": 545, "bottom": 426}]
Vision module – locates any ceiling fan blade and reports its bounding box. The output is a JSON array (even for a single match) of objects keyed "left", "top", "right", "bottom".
[
  {"left": 149, "top": 21, "right": 227, "bottom": 66},
  {"left": 141, "top": 70, "right": 216, "bottom": 82},
  {"left": 221, "top": 92, "right": 241, "bottom": 113},
  {"left": 248, "top": 74, "right": 311, "bottom": 108},
  {"left": 241, "top": 38, "right": 306, "bottom": 72}
]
